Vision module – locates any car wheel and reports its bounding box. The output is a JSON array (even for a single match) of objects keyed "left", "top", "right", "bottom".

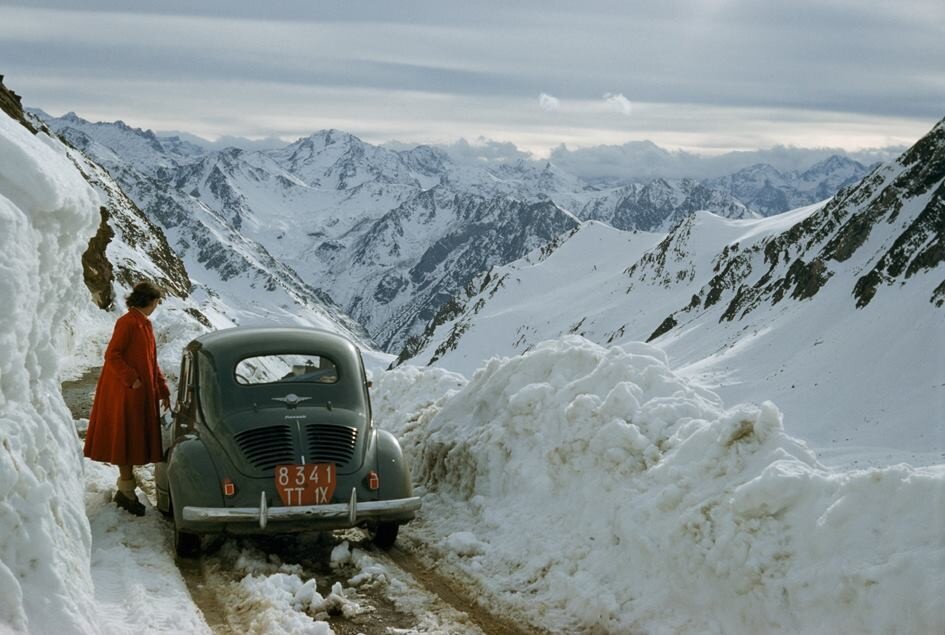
[
  {"left": 371, "top": 522, "right": 399, "bottom": 550},
  {"left": 174, "top": 526, "right": 201, "bottom": 558}
]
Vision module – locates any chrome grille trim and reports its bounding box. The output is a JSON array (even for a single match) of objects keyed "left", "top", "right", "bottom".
[
  {"left": 234, "top": 424, "right": 295, "bottom": 471},
  {"left": 305, "top": 424, "right": 358, "bottom": 467}
]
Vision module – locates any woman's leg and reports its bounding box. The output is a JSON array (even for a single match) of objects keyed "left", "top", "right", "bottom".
[{"left": 115, "top": 464, "right": 145, "bottom": 516}]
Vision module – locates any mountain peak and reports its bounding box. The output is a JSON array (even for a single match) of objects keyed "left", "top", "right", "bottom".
[
  {"left": 802, "top": 154, "right": 865, "bottom": 176},
  {"left": 61, "top": 111, "right": 86, "bottom": 124}
]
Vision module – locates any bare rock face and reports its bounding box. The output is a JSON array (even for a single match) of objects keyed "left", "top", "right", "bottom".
[
  {"left": 81, "top": 207, "right": 116, "bottom": 309},
  {"left": 0, "top": 76, "right": 36, "bottom": 133}
]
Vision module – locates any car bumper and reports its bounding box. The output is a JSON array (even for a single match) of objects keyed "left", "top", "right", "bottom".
[{"left": 182, "top": 488, "right": 421, "bottom": 530}]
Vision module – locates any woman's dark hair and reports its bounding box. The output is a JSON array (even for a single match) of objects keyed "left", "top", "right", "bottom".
[{"left": 125, "top": 281, "right": 164, "bottom": 309}]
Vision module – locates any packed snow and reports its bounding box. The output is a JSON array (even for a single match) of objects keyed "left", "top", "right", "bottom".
[
  {"left": 375, "top": 337, "right": 945, "bottom": 634},
  {"left": 81, "top": 460, "right": 209, "bottom": 634},
  {"left": 0, "top": 115, "right": 101, "bottom": 633}
]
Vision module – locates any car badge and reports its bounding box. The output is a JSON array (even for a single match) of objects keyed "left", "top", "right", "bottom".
[{"left": 271, "top": 393, "right": 312, "bottom": 408}]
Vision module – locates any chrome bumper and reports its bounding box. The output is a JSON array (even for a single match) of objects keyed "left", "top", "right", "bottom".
[{"left": 182, "top": 488, "right": 421, "bottom": 529}]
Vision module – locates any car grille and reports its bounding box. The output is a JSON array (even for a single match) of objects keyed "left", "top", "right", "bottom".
[
  {"left": 234, "top": 424, "right": 295, "bottom": 471},
  {"left": 305, "top": 424, "right": 358, "bottom": 467}
]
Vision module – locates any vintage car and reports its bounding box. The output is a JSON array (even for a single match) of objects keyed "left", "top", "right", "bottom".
[{"left": 155, "top": 327, "right": 420, "bottom": 556}]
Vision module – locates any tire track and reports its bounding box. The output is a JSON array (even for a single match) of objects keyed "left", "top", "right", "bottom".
[{"left": 382, "top": 546, "right": 544, "bottom": 635}]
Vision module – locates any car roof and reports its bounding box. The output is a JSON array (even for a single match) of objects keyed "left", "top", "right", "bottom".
[{"left": 189, "top": 327, "right": 362, "bottom": 363}]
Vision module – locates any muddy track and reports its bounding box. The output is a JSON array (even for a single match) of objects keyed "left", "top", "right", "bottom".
[
  {"left": 177, "top": 533, "right": 425, "bottom": 634},
  {"left": 170, "top": 531, "right": 542, "bottom": 634},
  {"left": 64, "top": 367, "right": 539, "bottom": 634},
  {"left": 383, "top": 546, "right": 542, "bottom": 635},
  {"left": 175, "top": 556, "right": 239, "bottom": 634},
  {"left": 61, "top": 367, "right": 100, "bottom": 428}
]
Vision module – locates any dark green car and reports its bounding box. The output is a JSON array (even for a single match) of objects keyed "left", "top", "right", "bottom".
[{"left": 155, "top": 327, "right": 420, "bottom": 556}]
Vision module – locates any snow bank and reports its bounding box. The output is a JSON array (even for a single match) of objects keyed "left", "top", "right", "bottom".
[
  {"left": 0, "top": 117, "right": 100, "bottom": 631},
  {"left": 378, "top": 337, "right": 945, "bottom": 634}
]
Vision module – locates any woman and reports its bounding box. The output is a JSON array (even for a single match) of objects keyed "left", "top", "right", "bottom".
[{"left": 84, "top": 281, "right": 171, "bottom": 516}]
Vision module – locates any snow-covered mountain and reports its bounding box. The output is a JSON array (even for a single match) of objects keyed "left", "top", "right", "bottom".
[
  {"left": 34, "top": 110, "right": 868, "bottom": 351},
  {"left": 400, "top": 118, "right": 945, "bottom": 463},
  {"left": 577, "top": 178, "right": 757, "bottom": 231},
  {"left": 43, "top": 118, "right": 371, "bottom": 343},
  {"left": 706, "top": 155, "right": 872, "bottom": 215}
]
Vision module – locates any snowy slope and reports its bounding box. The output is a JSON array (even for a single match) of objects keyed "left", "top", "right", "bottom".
[
  {"left": 403, "top": 119, "right": 945, "bottom": 462},
  {"left": 326, "top": 188, "right": 582, "bottom": 349}
]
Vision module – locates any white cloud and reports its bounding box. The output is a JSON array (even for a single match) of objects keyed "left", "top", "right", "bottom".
[
  {"left": 603, "top": 92, "right": 632, "bottom": 116},
  {"left": 539, "top": 93, "right": 560, "bottom": 112},
  {"left": 442, "top": 137, "right": 533, "bottom": 163}
]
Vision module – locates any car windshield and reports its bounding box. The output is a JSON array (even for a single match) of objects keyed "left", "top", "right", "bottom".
[{"left": 235, "top": 354, "right": 339, "bottom": 385}]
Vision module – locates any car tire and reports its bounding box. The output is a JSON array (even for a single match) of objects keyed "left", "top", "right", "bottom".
[
  {"left": 371, "top": 522, "right": 399, "bottom": 550},
  {"left": 174, "top": 527, "right": 201, "bottom": 558}
]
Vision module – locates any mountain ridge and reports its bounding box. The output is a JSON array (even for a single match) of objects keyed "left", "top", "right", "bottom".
[{"left": 35, "top": 109, "right": 881, "bottom": 351}]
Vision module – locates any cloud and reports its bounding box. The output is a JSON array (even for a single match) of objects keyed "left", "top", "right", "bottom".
[
  {"left": 548, "top": 141, "right": 906, "bottom": 182},
  {"left": 603, "top": 93, "right": 632, "bottom": 116},
  {"left": 539, "top": 93, "right": 560, "bottom": 112},
  {"left": 442, "top": 137, "right": 533, "bottom": 163},
  {"left": 1, "top": 3, "right": 939, "bottom": 156}
]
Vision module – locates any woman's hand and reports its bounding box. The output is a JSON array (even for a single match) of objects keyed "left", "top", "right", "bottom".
[
  {"left": 132, "top": 379, "right": 142, "bottom": 389},
  {"left": 160, "top": 397, "right": 171, "bottom": 412}
]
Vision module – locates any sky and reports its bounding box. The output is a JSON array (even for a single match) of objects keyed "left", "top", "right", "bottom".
[{"left": 1, "top": 0, "right": 943, "bottom": 157}]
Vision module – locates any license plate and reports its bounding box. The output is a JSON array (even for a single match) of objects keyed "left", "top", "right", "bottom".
[{"left": 274, "top": 464, "right": 337, "bottom": 506}]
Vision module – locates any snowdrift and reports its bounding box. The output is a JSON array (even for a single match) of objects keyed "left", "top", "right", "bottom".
[
  {"left": 377, "top": 337, "right": 945, "bottom": 634},
  {"left": 0, "top": 117, "right": 99, "bottom": 631}
]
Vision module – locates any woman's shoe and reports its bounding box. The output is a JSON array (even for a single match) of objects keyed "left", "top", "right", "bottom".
[{"left": 114, "top": 489, "right": 146, "bottom": 516}]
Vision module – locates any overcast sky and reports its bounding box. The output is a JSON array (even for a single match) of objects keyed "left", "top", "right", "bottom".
[{"left": 1, "top": 0, "right": 943, "bottom": 157}]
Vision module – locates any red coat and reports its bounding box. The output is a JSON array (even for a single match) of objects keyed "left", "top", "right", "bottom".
[{"left": 84, "top": 309, "right": 171, "bottom": 465}]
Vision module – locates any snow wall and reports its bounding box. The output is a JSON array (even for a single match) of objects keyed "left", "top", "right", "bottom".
[
  {"left": 0, "top": 116, "right": 99, "bottom": 632},
  {"left": 376, "top": 337, "right": 945, "bottom": 634}
]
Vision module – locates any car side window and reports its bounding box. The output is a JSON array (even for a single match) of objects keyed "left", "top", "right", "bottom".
[{"left": 235, "top": 354, "right": 339, "bottom": 385}]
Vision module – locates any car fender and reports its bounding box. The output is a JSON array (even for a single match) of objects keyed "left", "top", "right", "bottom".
[
  {"left": 167, "top": 436, "right": 225, "bottom": 532},
  {"left": 374, "top": 429, "right": 414, "bottom": 501}
]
